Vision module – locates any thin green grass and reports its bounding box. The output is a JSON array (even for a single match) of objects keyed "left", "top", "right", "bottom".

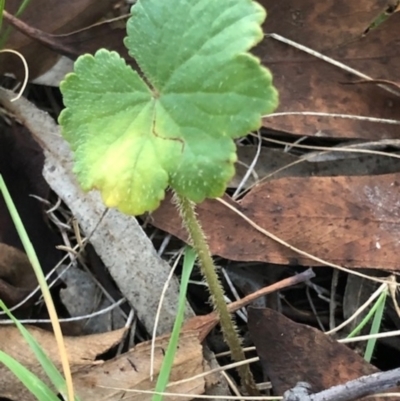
[
  {"left": 0, "top": 173, "right": 76, "bottom": 400},
  {"left": 0, "top": 300, "right": 69, "bottom": 400},
  {"left": 152, "top": 246, "right": 196, "bottom": 401},
  {"left": 346, "top": 287, "right": 388, "bottom": 362},
  {"left": 0, "top": 349, "right": 60, "bottom": 401},
  {"left": 0, "top": 0, "right": 32, "bottom": 48},
  {"left": 0, "top": 0, "right": 5, "bottom": 32},
  {"left": 364, "top": 289, "right": 387, "bottom": 362}
]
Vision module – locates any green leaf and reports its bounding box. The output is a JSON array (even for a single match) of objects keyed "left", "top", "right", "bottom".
[{"left": 59, "top": 0, "right": 278, "bottom": 215}]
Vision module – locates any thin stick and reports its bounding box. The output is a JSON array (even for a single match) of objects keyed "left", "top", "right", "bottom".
[{"left": 284, "top": 368, "right": 400, "bottom": 401}]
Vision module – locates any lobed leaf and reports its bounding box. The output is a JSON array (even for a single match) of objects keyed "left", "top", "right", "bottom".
[{"left": 59, "top": 0, "right": 278, "bottom": 215}]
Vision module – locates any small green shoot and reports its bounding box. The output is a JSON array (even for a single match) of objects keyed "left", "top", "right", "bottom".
[
  {"left": 346, "top": 287, "right": 388, "bottom": 363},
  {"left": 364, "top": 289, "right": 387, "bottom": 362},
  {"left": 347, "top": 288, "right": 387, "bottom": 339},
  {"left": 153, "top": 246, "right": 196, "bottom": 401}
]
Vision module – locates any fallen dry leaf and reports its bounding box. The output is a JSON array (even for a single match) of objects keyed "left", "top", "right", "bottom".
[
  {"left": 255, "top": 0, "right": 400, "bottom": 139},
  {"left": 1, "top": 0, "right": 115, "bottom": 79},
  {"left": 247, "top": 307, "right": 397, "bottom": 400},
  {"left": 0, "top": 325, "right": 125, "bottom": 401},
  {"left": 0, "top": 326, "right": 207, "bottom": 401},
  {"left": 73, "top": 331, "right": 206, "bottom": 401},
  {"left": 151, "top": 173, "right": 400, "bottom": 269},
  {"left": 2, "top": 10, "right": 129, "bottom": 64},
  {"left": 0, "top": 243, "right": 36, "bottom": 308}
]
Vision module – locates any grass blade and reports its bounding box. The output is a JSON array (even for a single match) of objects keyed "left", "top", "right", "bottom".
[
  {"left": 0, "top": 174, "right": 75, "bottom": 401},
  {"left": 152, "top": 246, "right": 196, "bottom": 401},
  {"left": 347, "top": 288, "right": 387, "bottom": 339},
  {"left": 0, "top": 350, "right": 60, "bottom": 401},
  {"left": 0, "top": 0, "right": 32, "bottom": 48},
  {"left": 364, "top": 289, "right": 387, "bottom": 362},
  {"left": 0, "top": 300, "right": 70, "bottom": 397},
  {"left": 0, "top": 0, "right": 5, "bottom": 33}
]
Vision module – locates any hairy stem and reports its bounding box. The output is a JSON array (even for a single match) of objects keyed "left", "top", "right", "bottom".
[{"left": 175, "top": 193, "right": 259, "bottom": 396}]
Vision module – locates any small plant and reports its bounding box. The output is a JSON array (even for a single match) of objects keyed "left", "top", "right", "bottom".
[{"left": 59, "top": 0, "right": 278, "bottom": 396}]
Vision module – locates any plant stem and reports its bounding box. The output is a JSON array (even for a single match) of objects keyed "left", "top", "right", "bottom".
[{"left": 175, "top": 193, "right": 259, "bottom": 396}]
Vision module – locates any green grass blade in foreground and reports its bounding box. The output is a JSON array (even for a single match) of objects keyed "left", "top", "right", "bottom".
[
  {"left": 0, "top": 0, "right": 5, "bottom": 33},
  {"left": 347, "top": 289, "right": 387, "bottom": 339},
  {"left": 364, "top": 289, "right": 387, "bottom": 362},
  {"left": 152, "top": 246, "right": 196, "bottom": 401},
  {"left": 0, "top": 350, "right": 60, "bottom": 401},
  {"left": 0, "top": 300, "right": 72, "bottom": 398},
  {"left": 0, "top": 174, "right": 76, "bottom": 400}
]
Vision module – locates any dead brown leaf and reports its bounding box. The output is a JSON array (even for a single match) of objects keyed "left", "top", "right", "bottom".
[
  {"left": 0, "top": 243, "right": 36, "bottom": 308},
  {"left": 0, "top": 326, "right": 206, "bottom": 401},
  {"left": 2, "top": 10, "right": 129, "bottom": 64},
  {"left": 1, "top": 0, "right": 115, "bottom": 79},
  {"left": 248, "top": 307, "right": 396, "bottom": 400},
  {"left": 152, "top": 173, "right": 400, "bottom": 269},
  {"left": 255, "top": 0, "right": 400, "bottom": 139},
  {"left": 73, "top": 331, "right": 206, "bottom": 401},
  {"left": 0, "top": 325, "right": 125, "bottom": 400}
]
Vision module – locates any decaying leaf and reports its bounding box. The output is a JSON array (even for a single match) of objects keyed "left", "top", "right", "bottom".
[
  {"left": 0, "top": 243, "right": 36, "bottom": 308},
  {"left": 0, "top": 325, "right": 125, "bottom": 401},
  {"left": 255, "top": 0, "right": 400, "bottom": 139},
  {"left": 0, "top": 326, "right": 207, "bottom": 401},
  {"left": 151, "top": 173, "right": 400, "bottom": 269},
  {"left": 248, "top": 307, "right": 397, "bottom": 400},
  {"left": 72, "top": 331, "right": 207, "bottom": 401},
  {"left": 1, "top": 0, "right": 114, "bottom": 79}
]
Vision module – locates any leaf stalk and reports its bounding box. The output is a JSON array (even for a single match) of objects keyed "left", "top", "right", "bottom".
[{"left": 175, "top": 193, "right": 260, "bottom": 396}]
